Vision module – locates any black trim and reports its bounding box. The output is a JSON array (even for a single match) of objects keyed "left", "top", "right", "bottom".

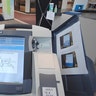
[
  {"left": 77, "top": 10, "right": 96, "bottom": 13},
  {"left": 52, "top": 15, "right": 96, "bottom": 96},
  {"left": 5, "top": 24, "right": 32, "bottom": 29}
]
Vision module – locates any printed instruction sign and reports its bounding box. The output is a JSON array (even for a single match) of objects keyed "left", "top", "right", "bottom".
[
  {"left": 42, "top": 87, "right": 57, "bottom": 96},
  {"left": 0, "top": 52, "right": 18, "bottom": 74},
  {"left": 46, "top": 11, "right": 55, "bottom": 21}
]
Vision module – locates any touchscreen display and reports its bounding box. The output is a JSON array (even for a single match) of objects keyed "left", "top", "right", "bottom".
[{"left": 0, "top": 37, "right": 25, "bottom": 84}]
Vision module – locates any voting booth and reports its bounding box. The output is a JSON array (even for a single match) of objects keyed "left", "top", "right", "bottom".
[
  {"left": 52, "top": 15, "right": 96, "bottom": 96},
  {"left": 0, "top": 25, "right": 32, "bottom": 94},
  {"left": 0, "top": 15, "right": 96, "bottom": 96},
  {"left": 0, "top": 24, "right": 65, "bottom": 96}
]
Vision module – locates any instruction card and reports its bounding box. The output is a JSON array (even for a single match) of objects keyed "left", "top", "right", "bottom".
[
  {"left": 46, "top": 11, "right": 55, "bottom": 21},
  {"left": 42, "top": 87, "right": 57, "bottom": 96}
]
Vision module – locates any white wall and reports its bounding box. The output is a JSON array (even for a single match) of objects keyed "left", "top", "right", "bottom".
[{"left": 61, "top": 0, "right": 67, "bottom": 10}]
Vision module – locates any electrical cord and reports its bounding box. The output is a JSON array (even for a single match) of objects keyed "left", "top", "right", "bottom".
[{"left": 37, "top": 0, "right": 52, "bottom": 27}]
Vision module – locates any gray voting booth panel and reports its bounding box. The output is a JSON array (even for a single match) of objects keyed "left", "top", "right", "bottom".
[
  {"left": 0, "top": 25, "right": 32, "bottom": 94},
  {"left": 52, "top": 15, "right": 96, "bottom": 96}
]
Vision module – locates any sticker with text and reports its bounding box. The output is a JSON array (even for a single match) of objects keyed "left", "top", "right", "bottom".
[{"left": 42, "top": 87, "right": 57, "bottom": 96}]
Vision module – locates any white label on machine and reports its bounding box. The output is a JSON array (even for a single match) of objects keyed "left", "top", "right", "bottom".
[
  {"left": 46, "top": 11, "right": 55, "bottom": 21},
  {"left": 42, "top": 87, "right": 57, "bottom": 96}
]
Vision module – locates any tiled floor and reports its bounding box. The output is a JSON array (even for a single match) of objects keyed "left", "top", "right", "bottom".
[
  {"left": 0, "top": 8, "right": 36, "bottom": 25},
  {"left": 0, "top": 19, "right": 22, "bottom": 24},
  {"left": 14, "top": 11, "right": 36, "bottom": 25}
]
